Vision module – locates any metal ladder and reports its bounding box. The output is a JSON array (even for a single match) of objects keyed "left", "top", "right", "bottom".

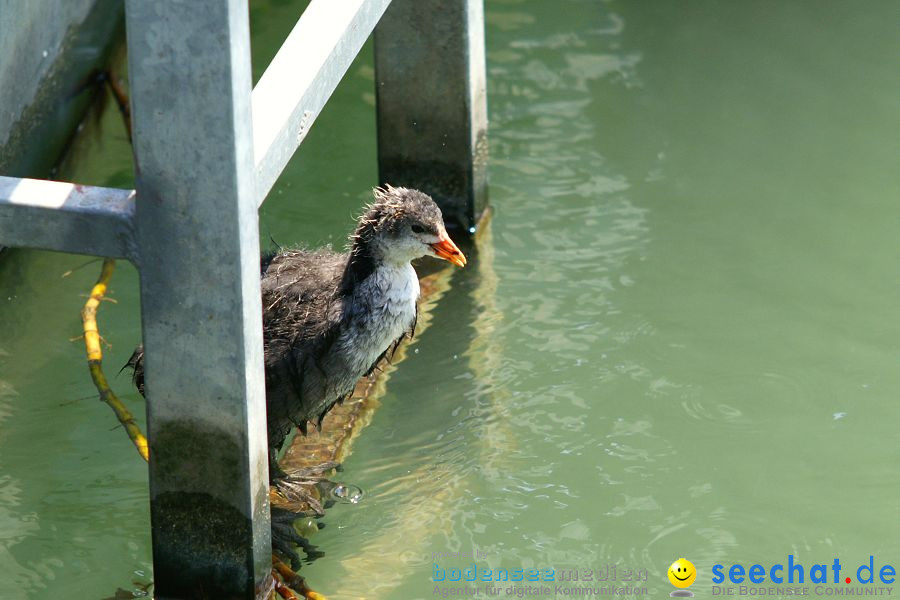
[{"left": 0, "top": 0, "right": 487, "bottom": 596}]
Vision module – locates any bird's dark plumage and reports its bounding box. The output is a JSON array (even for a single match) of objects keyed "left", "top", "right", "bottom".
[{"left": 127, "top": 186, "right": 465, "bottom": 474}]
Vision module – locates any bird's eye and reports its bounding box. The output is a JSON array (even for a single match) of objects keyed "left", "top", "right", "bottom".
[{"left": 411, "top": 224, "right": 427, "bottom": 234}]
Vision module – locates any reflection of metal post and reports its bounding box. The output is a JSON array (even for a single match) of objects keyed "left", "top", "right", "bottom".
[
  {"left": 125, "top": 1, "right": 270, "bottom": 596},
  {"left": 464, "top": 215, "right": 518, "bottom": 477},
  {"left": 374, "top": 0, "right": 489, "bottom": 234}
]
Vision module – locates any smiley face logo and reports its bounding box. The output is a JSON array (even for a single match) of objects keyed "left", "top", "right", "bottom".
[{"left": 668, "top": 558, "right": 696, "bottom": 588}]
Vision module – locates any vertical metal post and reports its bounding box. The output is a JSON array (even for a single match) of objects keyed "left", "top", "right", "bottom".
[
  {"left": 374, "top": 0, "right": 489, "bottom": 234},
  {"left": 125, "top": 1, "right": 270, "bottom": 597}
]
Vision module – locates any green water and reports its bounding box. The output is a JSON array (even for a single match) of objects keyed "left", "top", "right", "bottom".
[{"left": 1, "top": 1, "right": 898, "bottom": 598}]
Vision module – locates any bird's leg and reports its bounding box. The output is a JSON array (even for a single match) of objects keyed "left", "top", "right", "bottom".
[
  {"left": 269, "top": 457, "right": 339, "bottom": 569},
  {"left": 270, "top": 458, "right": 340, "bottom": 515},
  {"left": 270, "top": 506, "right": 324, "bottom": 569}
]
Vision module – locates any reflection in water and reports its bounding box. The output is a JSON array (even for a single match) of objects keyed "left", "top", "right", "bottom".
[
  {"left": 327, "top": 223, "right": 522, "bottom": 598},
  {"left": 464, "top": 216, "right": 520, "bottom": 481},
  {"left": 0, "top": 474, "right": 43, "bottom": 597},
  {"left": 327, "top": 266, "right": 470, "bottom": 599},
  {"left": 0, "top": 345, "right": 34, "bottom": 593}
]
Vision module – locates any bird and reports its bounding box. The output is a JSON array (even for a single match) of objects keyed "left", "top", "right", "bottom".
[
  {"left": 259, "top": 185, "right": 465, "bottom": 471},
  {"left": 126, "top": 185, "right": 466, "bottom": 560}
]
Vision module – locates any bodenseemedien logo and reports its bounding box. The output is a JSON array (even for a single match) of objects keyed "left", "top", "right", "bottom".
[{"left": 669, "top": 558, "right": 697, "bottom": 597}]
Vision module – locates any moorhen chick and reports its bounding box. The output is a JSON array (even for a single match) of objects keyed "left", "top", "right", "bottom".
[
  {"left": 127, "top": 186, "right": 466, "bottom": 560},
  {"left": 260, "top": 185, "right": 465, "bottom": 471}
]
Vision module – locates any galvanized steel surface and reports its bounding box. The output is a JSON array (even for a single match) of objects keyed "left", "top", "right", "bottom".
[
  {"left": 374, "top": 0, "right": 489, "bottom": 232},
  {"left": 253, "top": 0, "right": 393, "bottom": 205},
  {"left": 124, "top": 0, "right": 271, "bottom": 595},
  {"left": 0, "top": 176, "right": 136, "bottom": 259}
]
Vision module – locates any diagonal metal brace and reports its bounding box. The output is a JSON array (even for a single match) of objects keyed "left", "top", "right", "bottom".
[{"left": 252, "top": 0, "right": 392, "bottom": 205}]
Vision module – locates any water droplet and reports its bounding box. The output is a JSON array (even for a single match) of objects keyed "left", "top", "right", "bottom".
[
  {"left": 331, "top": 483, "right": 364, "bottom": 504},
  {"left": 42, "top": 50, "right": 48, "bottom": 58},
  {"left": 293, "top": 516, "right": 319, "bottom": 538}
]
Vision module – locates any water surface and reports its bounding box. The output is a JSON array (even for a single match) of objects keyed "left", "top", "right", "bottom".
[{"left": 1, "top": 1, "right": 898, "bottom": 598}]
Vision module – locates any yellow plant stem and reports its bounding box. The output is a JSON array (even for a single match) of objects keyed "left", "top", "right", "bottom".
[{"left": 81, "top": 258, "right": 149, "bottom": 462}]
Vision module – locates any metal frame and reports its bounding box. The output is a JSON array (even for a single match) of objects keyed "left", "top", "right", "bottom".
[
  {"left": 124, "top": 1, "right": 269, "bottom": 596},
  {"left": 0, "top": 0, "right": 486, "bottom": 597},
  {"left": 253, "top": 0, "right": 393, "bottom": 203},
  {"left": 375, "top": 0, "right": 489, "bottom": 233}
]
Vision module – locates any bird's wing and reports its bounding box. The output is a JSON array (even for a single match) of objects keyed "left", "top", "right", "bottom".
[
  {"left": 261, "top": 249, "right": 346, "bottom": 340},
  {"left": 261, "top": 249, "right": 349, "bottom": 443}
]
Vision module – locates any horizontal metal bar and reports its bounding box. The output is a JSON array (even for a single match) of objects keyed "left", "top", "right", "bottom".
[
  {"left": 252, "top": 0, "right": 392, "bottom": 205},
  {"left": 0, "top": 176, "right": 136, "bottom": 260}
]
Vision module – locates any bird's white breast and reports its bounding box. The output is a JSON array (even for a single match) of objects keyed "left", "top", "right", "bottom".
[
  {"left": 340, "top": 262, "right": 419, "bottom": 374},
  {"left": 375, "top": 262, "right": 420, "bottom": 309}
]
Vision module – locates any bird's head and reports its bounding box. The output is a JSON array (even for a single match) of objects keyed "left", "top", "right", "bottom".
[{"left": 351, "top": 186, "right": 466, "bottom": 268}]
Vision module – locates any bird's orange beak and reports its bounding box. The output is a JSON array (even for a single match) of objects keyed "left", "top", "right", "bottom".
[{"left": 430, "top": 233, "right": 467, "bottom": 267}]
